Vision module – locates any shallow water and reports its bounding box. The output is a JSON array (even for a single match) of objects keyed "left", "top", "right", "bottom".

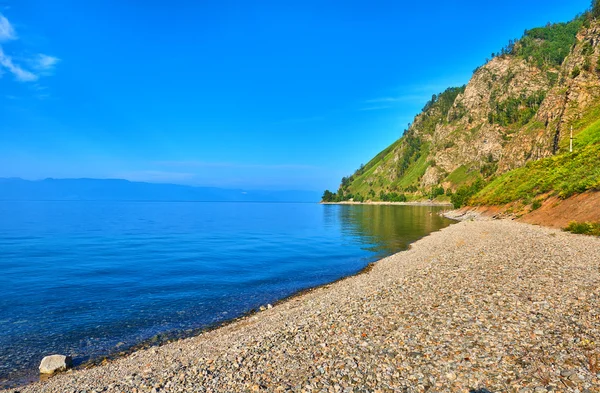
[{"left": 0, "top": 201, "right": 453, "bottom": 386}]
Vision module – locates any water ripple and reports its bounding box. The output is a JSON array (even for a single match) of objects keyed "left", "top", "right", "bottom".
[{"left": 0, "top": 201, "right": 452, "bottom": 387}]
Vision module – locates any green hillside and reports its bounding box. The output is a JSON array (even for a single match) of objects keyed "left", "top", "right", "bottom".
[
  {"left": 322, "top": 87, "right": 465, "bottom": 202},
  {"left": 471, "top": 106, "right": 600, "bottom": 207},
  {"left": 322, "top": 5, "right": 599, "bottom": 206}
]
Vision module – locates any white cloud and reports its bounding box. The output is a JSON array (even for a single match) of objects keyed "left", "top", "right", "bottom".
[
  {"left": 0, "top": 47, "right": 38, "bottom": 81},
  {"left": 365, "top": 94, "right": 430, "bottom": 104},
  {"left": 0, "top": 13, "right": 59, "bottom": 83},
  {"left": 360, "top": 94, "right": 433, "bottom": 111},
  {"left": 0, "top": 13, "right": 16, "bottom": 41},
  {"left": 118, "top": 170, "right": 198, "bottom": 184},
  {"left": 365, "top": 97, "right": 401, "bottom": 104},
  {"left": 35, "top": 54, "right": 59, "bottom": 70},
  {"left": 155, "top": 160, "right": 320, "bottom": 171},
  {"left": 359, "top": 105, "right": 392, "bottom": 111}
]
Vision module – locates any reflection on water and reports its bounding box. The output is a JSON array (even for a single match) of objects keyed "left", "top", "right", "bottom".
[
  {"left": 336, "top": 205, "right": 451, "bottom": 257},
  {"left": 0, "top": 202, "right": 452, "bottom": 388}
]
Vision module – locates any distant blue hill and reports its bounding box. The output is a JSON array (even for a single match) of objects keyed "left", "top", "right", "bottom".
[{"left": 0, "top": 178, "right": 321, "bottom": 203}]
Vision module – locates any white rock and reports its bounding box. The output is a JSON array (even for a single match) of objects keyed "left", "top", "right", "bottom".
[{"left": 39, "top": 354, "right": 72, "bottom": 374}]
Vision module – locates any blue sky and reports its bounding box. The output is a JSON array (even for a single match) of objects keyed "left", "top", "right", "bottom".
[{"left": 0, "top": 0, "right": 590, "bottom": 191}]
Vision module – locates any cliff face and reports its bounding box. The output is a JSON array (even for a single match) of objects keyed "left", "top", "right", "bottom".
[
  {"left": 503, "top": 21, "right": 600, "bottom": 172},
  {"left": 335, "top": 16, "right": 600, "bottom": 202},
  {"left": 430, "top": 56, "right": 552, "bottom": 184}
]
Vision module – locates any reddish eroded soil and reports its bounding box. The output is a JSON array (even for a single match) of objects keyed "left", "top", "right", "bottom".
[
  {"left": 519, "top": 191, "right": 600, "bottom": 228},
  {"left": 458, "top": 191, "right": 600, "bottom": 229}
]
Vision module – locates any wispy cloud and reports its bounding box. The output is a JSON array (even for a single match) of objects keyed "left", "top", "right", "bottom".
[
  {"left": 155, "top": 160, "right": 320, "bottom": 171},
  {"left": 35, "top": 54, "right": 60, "bottom": 71},
  {"left": 360, "top": 94, "right": 432, "bottom": 111},
  {"left": 0, "top": 13, "right": 15, "bottom": 41},
  {"left": 275, "top": 115, "right": 325, "bottom": 124},
  {"left": 0, "top": 47, "right": 37, "bottom": 81},
  {"left": 364, "top": 97, "right": 401, "bottom": 104},
  {"left": 0, "top": 12, "right": 59, "bottom": 84},
  {"left": 365, "top": 94, "right": 430, "bottom": 104},
  {"left": 360, "top": 105, "right": 392, "bottom": 111},
  {"left": 117, "top": 170, "right": 198, "bottom": 184}
]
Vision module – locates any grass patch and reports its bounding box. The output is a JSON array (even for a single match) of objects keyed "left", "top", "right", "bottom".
[
  {"left": 397, "top": 143, "right": 431, "bottom": 188},
  {"left": 445, "top": 165, "right": 481, "bottom": 187},
  {"left": 360, "top": 139, "right": 402, "bottom": 175},
  {"left": 564, "top": 221, "right": 600, "bottom": 236},
  {"left": 472, "top": 143, "right": 600, "bottom": 205},
  {"left": 560, "top": 101, "right": 600, "bottom": 151}
]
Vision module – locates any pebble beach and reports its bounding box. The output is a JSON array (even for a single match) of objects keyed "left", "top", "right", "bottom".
[{"left": 5, "top": 217, "right": 600, "bottom": 393}]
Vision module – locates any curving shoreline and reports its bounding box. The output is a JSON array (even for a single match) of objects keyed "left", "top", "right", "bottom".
[
  {"left": 3, "top": 217, "right": 599, "bottom": 392},
  {"left": 321, "top": 201, "right": 453, "bottom": 207}
]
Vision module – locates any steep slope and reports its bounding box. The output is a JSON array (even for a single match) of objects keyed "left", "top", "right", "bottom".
[{"left": 324, "top": 13, "right": 600, "bottom": 204}]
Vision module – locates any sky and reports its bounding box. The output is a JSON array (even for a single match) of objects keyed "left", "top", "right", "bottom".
[{"left": 0, "top": 0, "right": 591, "bottom": 191}]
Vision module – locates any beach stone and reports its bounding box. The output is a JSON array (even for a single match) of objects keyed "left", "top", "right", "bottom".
[{"left": 39, "top": 354, "right": 72, "bottom": 374}]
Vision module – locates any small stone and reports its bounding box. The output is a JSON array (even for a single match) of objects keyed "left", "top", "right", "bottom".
[
  {"left": 445, "top": 372, "right": 456, "bottom": 381},
  {"left": 39, "top": 354, "right": 73, "bottom": 374},
  {"left": 568, "top": 373, "right": 582, "bottom": 382},
  {"left": 560, "top": 369, "right": 574, "bottom": 377},
  {"left": 267, "top": 304, "right": 273, "bottom": 309}
]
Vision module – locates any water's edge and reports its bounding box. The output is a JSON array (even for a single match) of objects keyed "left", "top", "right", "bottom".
[{"left": 18, "top": 217, "right": 455, "bottom": 389}]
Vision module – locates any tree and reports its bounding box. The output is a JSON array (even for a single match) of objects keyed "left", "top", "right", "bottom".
[
  {"left": 321, "top": 190, "right": 336, "bottom": 202},
  {"left": 593, "top": 0, "right": 600, "bottom": 18},
  {"left": 450, "top": 179, "right": 485, "bottom": 208}
]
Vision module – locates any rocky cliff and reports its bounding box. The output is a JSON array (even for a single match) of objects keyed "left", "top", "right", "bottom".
[{"left": 329, "top": 14, "right": 600, "bottom": 203}]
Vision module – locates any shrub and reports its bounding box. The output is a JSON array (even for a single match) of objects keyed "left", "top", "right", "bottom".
[
  {"left": 564, "top": 221, "right": 600, "bottom": 236},
  {"left": 531, "top": 199, "right": 543, "bottom": 211},
  {"left": 584, "top": 57, "right": 593, "bottom": 72},
  {"left": 451, "top": 179, "right": 485, "bottom": 208}
]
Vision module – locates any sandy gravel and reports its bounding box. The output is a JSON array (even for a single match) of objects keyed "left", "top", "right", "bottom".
[{"left": 5, "top": 219, "right": 600, "bottom": 393}]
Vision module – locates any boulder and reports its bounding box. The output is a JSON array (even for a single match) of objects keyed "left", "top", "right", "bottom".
[{"left": 39, "top": 354, "right": 72, "bottom": 374}]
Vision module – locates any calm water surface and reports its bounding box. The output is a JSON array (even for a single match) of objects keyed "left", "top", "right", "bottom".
[{"left": 0, "top": 201, "right": 453, "bottom": 386}]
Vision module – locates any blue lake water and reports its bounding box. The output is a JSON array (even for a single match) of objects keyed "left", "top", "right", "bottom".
[{"left": 0, "top": 201, "right": 453, "bottom": 387}]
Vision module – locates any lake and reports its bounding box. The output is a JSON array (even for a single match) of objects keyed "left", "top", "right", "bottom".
[{"left": 0, "top": 201, "right": 453, "bottom": 387}]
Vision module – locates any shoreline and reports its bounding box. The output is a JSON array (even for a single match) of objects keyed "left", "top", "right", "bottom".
[
  {"left": 1, "top": 206, "right": 453, "bottom": 390},
  {"left": 321, "top": 200, "right": 453, "bottom": 207},
  {"left": 57, "top": 260, "right": 383, "bottom": 387},
  {"left": 4, "top": 217, "right": 599, "bottom": 392}
]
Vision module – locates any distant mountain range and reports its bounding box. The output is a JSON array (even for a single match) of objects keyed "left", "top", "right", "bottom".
[{"left": 0, "top": 178, "right": 321, "bottom": 203}]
